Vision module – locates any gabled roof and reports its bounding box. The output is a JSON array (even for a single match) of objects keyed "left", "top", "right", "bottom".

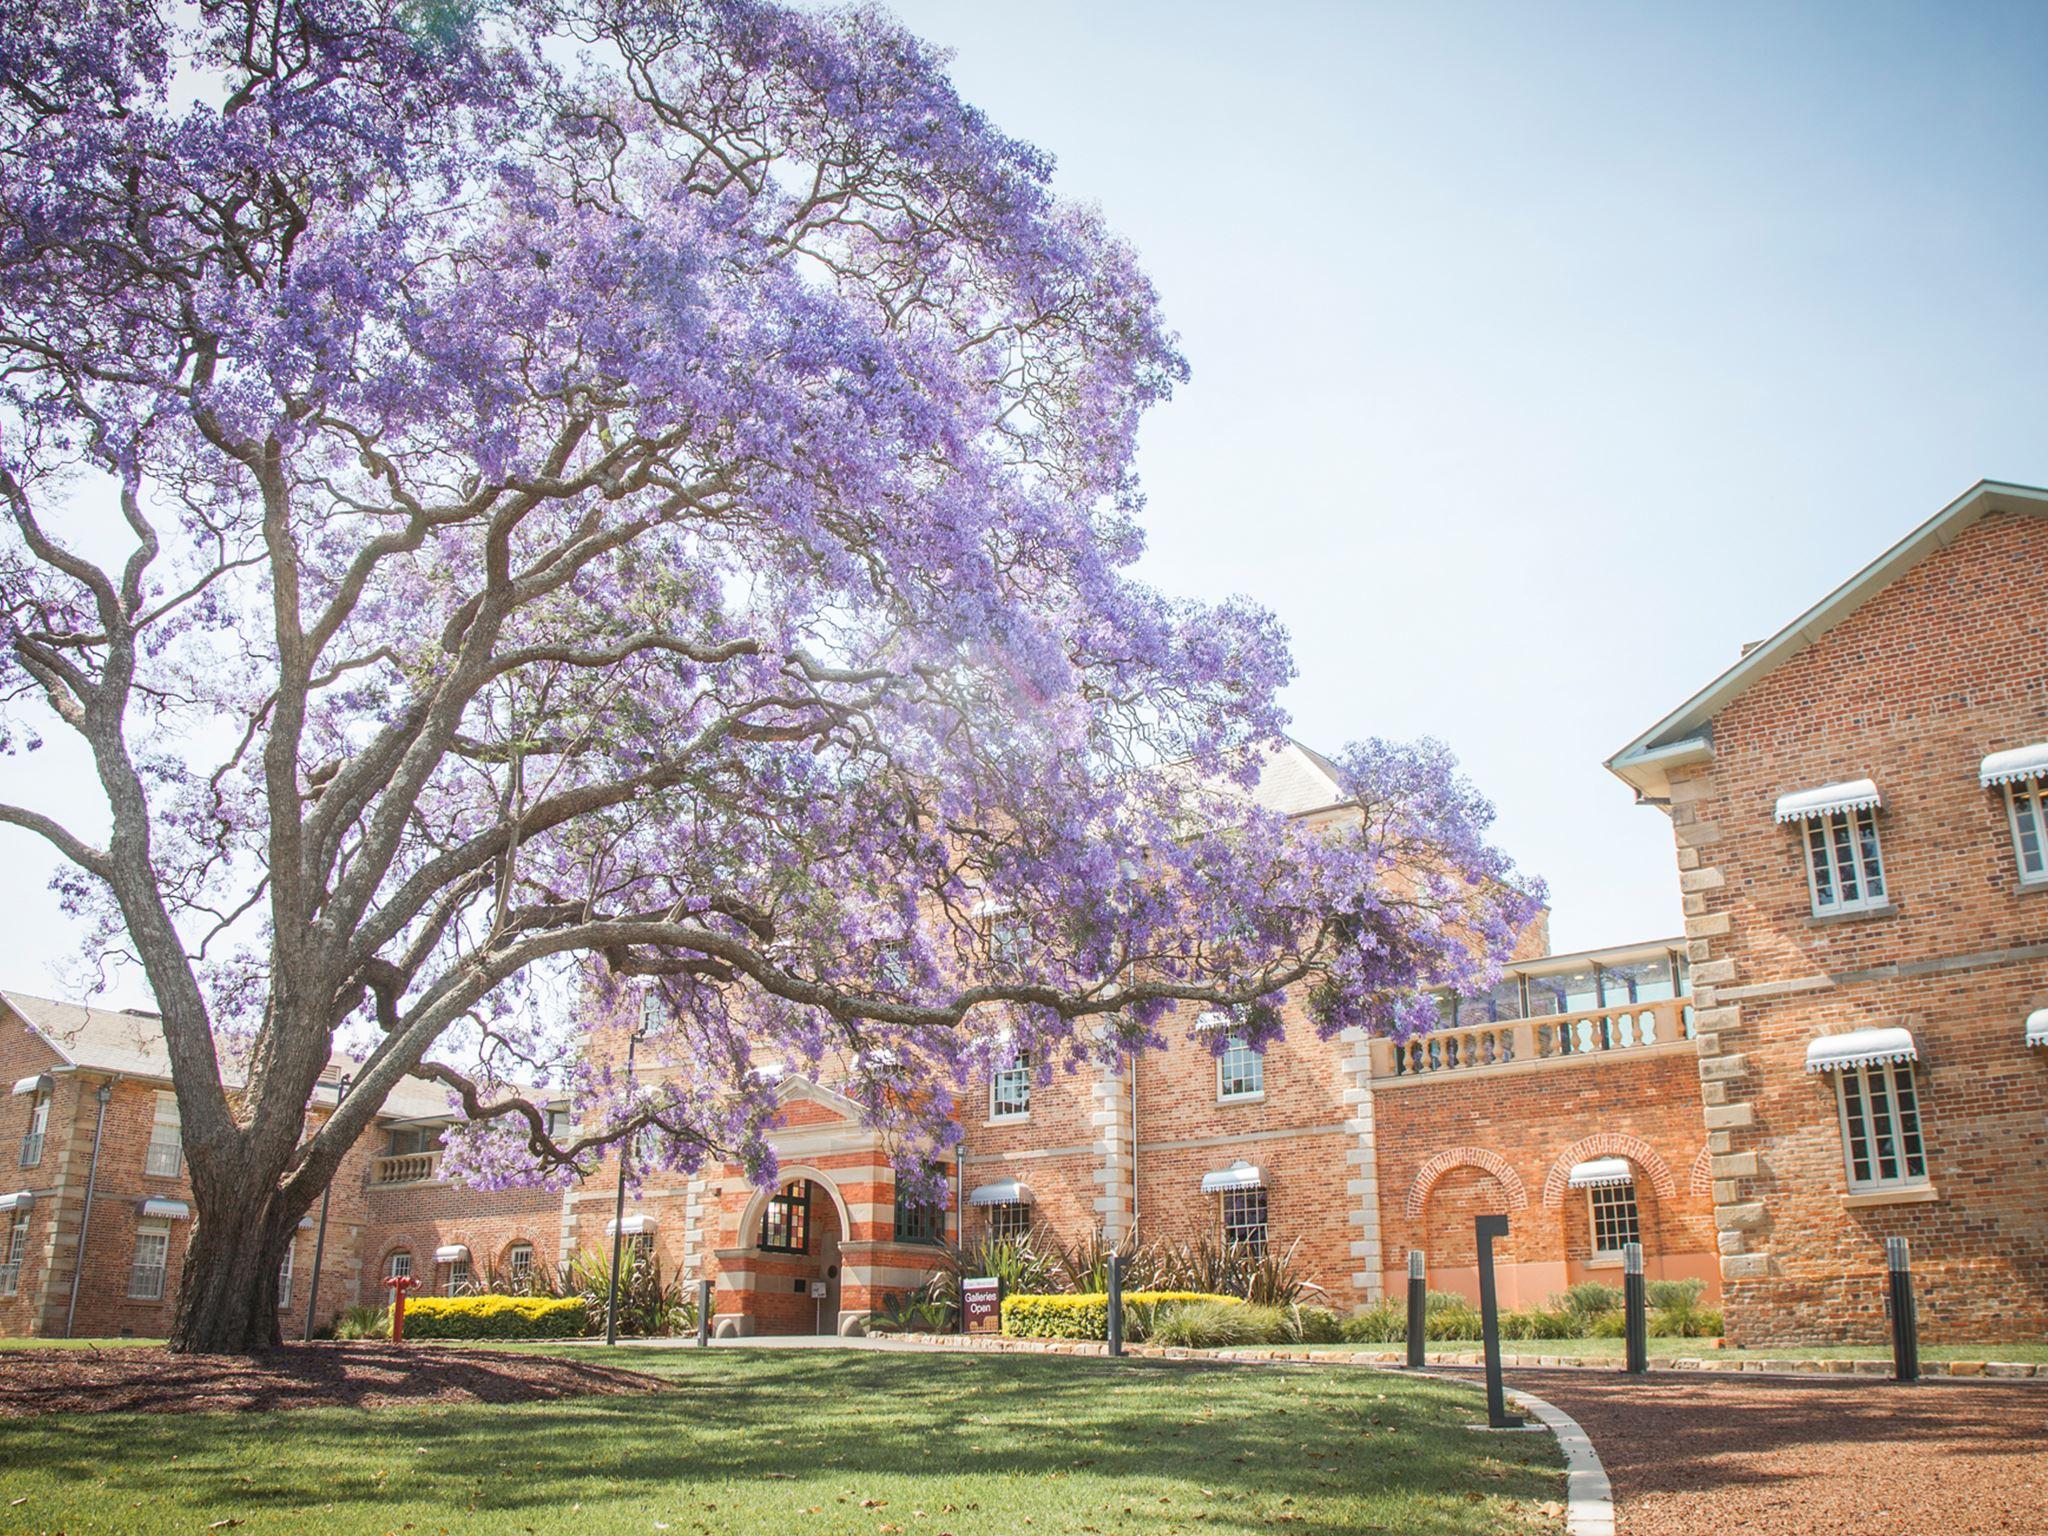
[
  {"left": 1607, "top": 480, "right": 2048, "bottom": 798},
  {"left": 2, "top": 989, "right": 454, "bottom": 1121}
]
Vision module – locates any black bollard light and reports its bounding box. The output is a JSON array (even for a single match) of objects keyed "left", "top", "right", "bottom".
[
  {"left": 1886, "top": 1236, "right": 1919, "bottom": 1383},
  {"left": 1623, "top": 1241, "right": 1647, "bottom": 1375},
  {"left": 1106, "top": 1250, "right": 1125, "bottom": 1357},
  {"left": 696, "top": 1277, "right": 712, "bottom": 1348},
  {"left": 1405, "top": 1250, "right": 1427, "bottom": 1369},
  {"left": 1475, "top": 1214, "right": 1522, "bottom": 1429}
]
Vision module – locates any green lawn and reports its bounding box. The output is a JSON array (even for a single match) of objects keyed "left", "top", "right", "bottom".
[{"left": 0, "top": 1346, "right": 1562, "bottom": 1535}]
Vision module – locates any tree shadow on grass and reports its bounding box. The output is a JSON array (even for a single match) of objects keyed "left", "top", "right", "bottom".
[{"left": 2, "top": 1353, "right": 1563, "bottom": 1534}]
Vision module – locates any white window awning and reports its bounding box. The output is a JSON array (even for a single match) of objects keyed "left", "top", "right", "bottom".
[
  {"left": 968, "top": 1178, "right": 1033, "bottom": 1207},
  {"left": 606, "top": 1213, "right": 656, "bottom": 1237},
  {"left": 137, "top": 1197, "right": 190, "bottom": 1220},
  {"left": 1982, "top": 743, "right": 2048, "bottom": 788},
  {"left": 0, "top": 1190, "right": 33, "bottom": 1213},
  {"left": 1805, "top": 1027, "right": 1918, "bottom": 1074},
  {"left": 1200, "top": 1160, "right": 1263, "bottom": 1195},
  {"left": 9, "top": 1073, "right": 51, "bottom": 1097},
  {"left": 1567, "top": 1157, "right": 1635, "bottom": 1189},
  {"left": 434, "top": 1245, "right": 469, "bottom": 1264},
  {"left": 1775, "top": 778, "right": 1882, "bottom": 823},
  {"left": 299, "top": 1215, "right": 316, "bottom": 1229},
  {"left": 2027, "top": 1008, "right": 2048, "bottom": 1050}
]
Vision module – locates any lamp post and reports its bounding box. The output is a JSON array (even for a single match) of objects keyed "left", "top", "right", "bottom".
[
  {"left": 604, "top": 1025, "right": 641, "bottom": 1347},
  {"left": 303, "top": 1073, "right": 351, "bottom": 1342}
]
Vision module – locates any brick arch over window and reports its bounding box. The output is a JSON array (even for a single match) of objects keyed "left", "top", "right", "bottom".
[
  {"left": 1689, "top": 1145, "right": 1714, "bottom": 1200},
  {"left": 1404, "top": 1147, "right": 1529, "bottom": 1221},
  {"left": 1541, "top": 1134, "right": 1678, "bottom": 1209}
]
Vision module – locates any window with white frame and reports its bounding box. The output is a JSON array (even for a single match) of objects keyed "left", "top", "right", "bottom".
[
  {"left": 144, "top": 1091, "right": 183, "bottom": 1178},
  {"left": 19, "top": 1087, "right": 48, "bottom": 1168},
  {"left": 2002, "top": 774, "right": 2047, "bottom": 886},
  {"left": 1587, "top": 1184, "right": 1640, "bottom": 1257},
  {"left": 1217, "top": 1036, "right": 1264, "bottom": 1101},
  {"left": 386, "top": 1249, "right": 413, "bottom": 1283},
  {"left": 0, "top": 1210, "right": 27, "bottom": 1295},
  {"left": 985, "top": 1202, "right": 1032, "bottom": 1244},
  {"left": 507, "top": 1242, "right": 534, "bottom": 1287},
  {"left": 1220, "top": 1186, "right": 1268, "bottom": 1252},
  {"left": 277, "top": 1241, "right": 294, "bottom": 1310},
  {"left": 445, "top": 1254, "right": 471, "bottom": 1295},
  {"left": 989, "top": 1048, "right": 1031, "bottom": 1119},
  {"left": 1802, "top": 807, "right": 1888, "bottom": 916},
  {"left": 1834, "top": 1060, "right": 1928, "bottom": 1192},
  {"left": 130, "top": 1225, "right": 170, "bottom": 1300},
  {"left": 641, "top": 987, "right": 667, "bottom": 1033}
]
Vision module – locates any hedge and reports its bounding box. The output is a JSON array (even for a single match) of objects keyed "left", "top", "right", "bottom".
[
  {"left": 1001, "top": 1291, "right": 1241, "bottom": 1341},
  {"left": 401, "top": 1295, "right": 590, "bottom": 1339}
]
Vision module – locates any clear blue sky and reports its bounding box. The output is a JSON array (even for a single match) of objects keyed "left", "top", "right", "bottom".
[
  {"left": 883, "top": 0, "right": 2048, "bottom": 953},
  {"left": 4, "top": 1, "right": 2045, "bottom": 1003}
]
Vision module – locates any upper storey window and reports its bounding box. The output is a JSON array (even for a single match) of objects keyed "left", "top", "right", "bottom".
[
  {"left": 989, "top": 1047, "right": 1031, "bottom": 1120},
  {"left": 1775, "top": 779, "right": 1887, "bottom": 916},
  {"left": 1981, "top": 744, "right": 2048, "bottom": 887}
]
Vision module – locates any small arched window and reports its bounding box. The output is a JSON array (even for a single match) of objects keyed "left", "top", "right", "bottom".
[
  {"left": 385, "top": 1249, "right": 413, "bottom": 1282},
  {"left": 506, "top": 1241, "right": 535, "bottom": 1289}
]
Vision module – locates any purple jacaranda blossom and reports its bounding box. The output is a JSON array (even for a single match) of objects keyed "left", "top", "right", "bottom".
[{"left": 0, "top": 0, "right": 1539, "bottom": 1349}]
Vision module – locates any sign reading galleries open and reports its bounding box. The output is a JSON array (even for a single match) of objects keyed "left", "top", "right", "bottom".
[{"left": 962, "top": 1276, "right": 1001, "bottom": 1334}]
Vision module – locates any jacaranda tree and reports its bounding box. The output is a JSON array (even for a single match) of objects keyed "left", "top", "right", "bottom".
[{"left": 0, "top": 0, "right": 1540, "bottom": 1350}]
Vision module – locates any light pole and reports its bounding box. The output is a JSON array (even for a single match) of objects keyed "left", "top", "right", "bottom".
[
  {"left": 63, "top": 1080, "right": 113, "bottom": 1339},
  {"left": 303, "top": 1073, "right": 351, "bottom": 1342},
  {"left": 604, "top": 1026, "right": 641, "bottom": 1346}
]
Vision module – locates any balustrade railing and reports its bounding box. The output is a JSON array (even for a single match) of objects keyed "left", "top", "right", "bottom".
[
  {"left": 1374, "top": 997, "right": 1696, "bottom": 1080},
  {"left": 370, "top": 1150, "right": 443, "bottom": 1186}
]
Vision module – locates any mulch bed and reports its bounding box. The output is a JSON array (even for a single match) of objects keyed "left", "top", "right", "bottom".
[
  {"left": 0, "top": 1343, "right": 668, "bottom": 1418},
  {"left": 1515, "top": 1367, "right": 2048, "bottom": 1535}
]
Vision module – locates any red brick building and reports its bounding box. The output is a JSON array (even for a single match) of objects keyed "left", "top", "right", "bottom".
[
  {"left": 1609, "top": 479, "right": 2048, "bottom": 1345},
  {"left": 1, "top": 743, "right": 1730, "bottom": 1340},
  {"left": 0, "top": 993, "right": 431, "bottom": 1339}
]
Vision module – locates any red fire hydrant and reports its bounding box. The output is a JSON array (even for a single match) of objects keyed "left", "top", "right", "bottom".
[{"left": 385, "top": 1274, "right": 422, "bottom": 1342}]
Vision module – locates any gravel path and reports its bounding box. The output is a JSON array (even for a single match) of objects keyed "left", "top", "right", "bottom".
[{"left": 1505, "top": 1368, "right": 2048, "bottom": 1535}]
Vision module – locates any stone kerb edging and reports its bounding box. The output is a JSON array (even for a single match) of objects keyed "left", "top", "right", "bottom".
[
  {"left": 1506, "top": 1386, "right": 1613, "bottom": 1536},
  {"left": 878, "top": 1332, "right": 2044, "bottom": 1378}
]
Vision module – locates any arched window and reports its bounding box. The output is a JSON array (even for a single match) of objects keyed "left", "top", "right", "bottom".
[
  {"left": 506, "top": 1241, "right": 535, "bottom": 1289},
  {"left": 760, "top": 1180, "right": 811, "bottom": 1253},
  {"left": 385, "top": 1249, "right": 412, "bottom": 1282}
]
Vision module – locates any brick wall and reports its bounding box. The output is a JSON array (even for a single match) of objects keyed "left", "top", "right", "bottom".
[
  {"left": 1666, "top": 507, "right": 2048, "bottom": 1344},
  {"left": 1373, "top": 1047, "right": 1719, "bottom": 1307}
]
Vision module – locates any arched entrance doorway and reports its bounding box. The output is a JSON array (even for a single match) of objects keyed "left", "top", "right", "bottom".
[{"left": 731, "top": 1171, "right": 850, "bottom": 1335}]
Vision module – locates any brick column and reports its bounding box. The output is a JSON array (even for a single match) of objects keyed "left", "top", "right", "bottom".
[
  {"left": 1339, "top": 1027, "right": 1386, "bottom": 1301},
  {"left": 1089, "top": 1054, "right": 1135, "bottom": 1242},
  {"left": 1670, "top": 770, "right": 1769, "bottom": 1292}
]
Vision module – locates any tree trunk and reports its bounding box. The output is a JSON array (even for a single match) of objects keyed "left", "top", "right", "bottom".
[{"left": 167, "top": 1192, "right": 296, "bottom": 1353}]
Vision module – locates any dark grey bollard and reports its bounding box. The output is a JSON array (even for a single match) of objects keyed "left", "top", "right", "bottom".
[
  {"left": 1475, "top": 1214, "right": 1522, "bottom": 1429},
  {"left": 696, "top": 1278, "right": 712, "bottom": 1348},
  {"left": 1623, "top": 1241, "right": 1647, "bottom": 1375},
  {"left": 1886, "top": 1237, "right": 1919, "bottom": 1382},
  {"left": 1405, "top": 1250, "right": 1427, "bottom": 1369}
]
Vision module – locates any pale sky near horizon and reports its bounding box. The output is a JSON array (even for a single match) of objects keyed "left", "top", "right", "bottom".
[
  {"left": 2, "top": 0, "right": 2045, "bottom": 1005},
  {"left": 881, "top": 0, "right": 2048, "bottom": 955}
]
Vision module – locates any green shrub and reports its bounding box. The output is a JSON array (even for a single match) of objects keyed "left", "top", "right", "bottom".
[
  {"left": 402, "top": 1295, "right": 589, "bottom": 1340},
  {"left": 332, "top": 1303, "right": 389, "bottom": 1341},
  {"left": 1588, "top": 1309, "right": 1629, "bottom": 1339},
  {"left": 1646, "top": 1278, "right": 1705, "bottom": 1311},
  {"left": 1424, "top": 1289, "right": 1471, "bottom": 1315},
  {"left": 1649, "top": 1304, "right": 1723, "bottom": 1339},
  {"left": 1499, "top": 1306, "right": 1579, "bottom": 1341},
  {"left": 1292, "top": 1304, "right": 1343, "bottom": 1343},
  {"left": 1560, "top": 1281, "right": 1623, "bottom": 1320},
  {"left": 1339, "top": 1299, "right": 1406, "bottom": 1344},
  {"left": 1149, "top": 1300, "right": 1287, "bottom": 1348},
  {"left": 1000, "top": 1290, "right": 1241, "bottom": 1341},
  {"left": 1424, "top": 1303, "right": 1482, "bottom": 1341}
]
